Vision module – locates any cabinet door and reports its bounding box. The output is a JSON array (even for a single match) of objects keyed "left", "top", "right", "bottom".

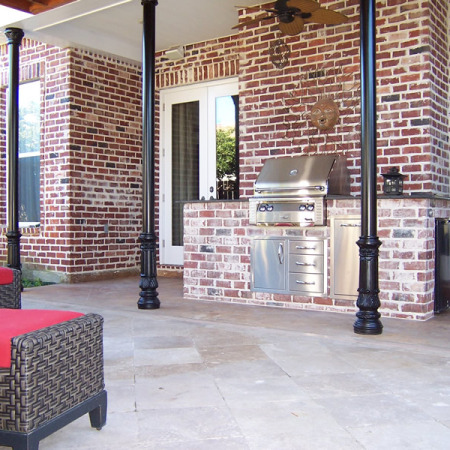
[
  {"left": 251, "top": 239, "right": 285, "bottom": 291},
  {"left": 331, "top": 217, "right": 361, "bottom": 299}
]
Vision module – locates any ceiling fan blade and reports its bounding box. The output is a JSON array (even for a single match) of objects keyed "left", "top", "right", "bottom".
[
  {"left": 305, "top": 8, "right": 348, "bottom": 25},
  {"left": 232, "top": 15, "right": 272, "bottom": 30},
  {"left": 286, "top": 0, "right": 320, "bottom": 13},
  {"left": 278, "top": 16, "right": 305, "bottom": 36}
]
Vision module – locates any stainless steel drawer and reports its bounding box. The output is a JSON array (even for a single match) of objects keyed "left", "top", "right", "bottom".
[
  {"left": 288, "top": 273, "right": 324, "bottom": 294},
  {"left": 289, "top": 254, "right": 323, "bottom": 274},
  {"left": 289, "top": 240, "right": 324, "bottom": 255}
]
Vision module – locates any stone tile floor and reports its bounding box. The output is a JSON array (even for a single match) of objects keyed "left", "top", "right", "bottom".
[{"left": 3, "top": 276, "right": 450, "bottom": 449}]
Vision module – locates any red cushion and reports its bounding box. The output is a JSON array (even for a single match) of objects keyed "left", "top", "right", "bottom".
[
  {"left": 0, "top": 309, "right": 84, "bottom": 368},
  {"left": 0, "top": 267, "right": 14, "bottom": 285}
]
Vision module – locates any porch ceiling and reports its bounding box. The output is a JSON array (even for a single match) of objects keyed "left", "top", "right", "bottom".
[{"left": 0, "top": 0, "right": 260, "bottom": 63}]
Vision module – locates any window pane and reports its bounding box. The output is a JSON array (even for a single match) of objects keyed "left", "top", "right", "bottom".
[
  {"left": 19, "top": 82, "right": 40, "bottom": 155},
  {"left": 18, "top": 81, "right": 40, "bottom": 223},
  {"left": 19, "top": 155, "right": 40, "bottom": 222},
  {"left": 216, "top": 95, "right": 239, "bottom": 200}
]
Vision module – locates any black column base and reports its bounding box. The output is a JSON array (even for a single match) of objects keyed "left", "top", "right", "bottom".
[
  {"left": 137, "top": 232, "right": 160, "bottom": 310},
  {"left": 137, "top": 292, "right": 160, "bottom": 310},
  {"left": 138, "top": 304, "right": 160, "bottom": 310},
  {"left": 354, "top": 236, "right": 383, "bottom": 335},
  {"left": 138, "top": 274, "right": 160, "bottom": 310},
  {"left": 354, "top": 309, "right": 383, "bottom": 335}
]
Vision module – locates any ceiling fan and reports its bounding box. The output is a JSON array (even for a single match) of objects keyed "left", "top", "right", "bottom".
[{"left": 233, "top": 0, "right": 348, "bottom": 36}]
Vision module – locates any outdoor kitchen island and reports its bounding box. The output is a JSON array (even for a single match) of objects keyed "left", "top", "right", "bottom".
[{"left": 183, "top": 192, "right": 450, "bottom": 321}]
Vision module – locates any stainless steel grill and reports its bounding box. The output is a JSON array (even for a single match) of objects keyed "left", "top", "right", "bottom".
[{"left": 249, "top": 154, "right": 349, "bottom": 226}]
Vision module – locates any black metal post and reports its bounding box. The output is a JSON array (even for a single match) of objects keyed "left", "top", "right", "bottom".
[
  {"left": 138, "top": 0, "right": 160, "bottom": 309},
  {"left": 354, "top": 0, "right": 383, "bottom": 334},
  {"left": 5, "top": 28, "right": 24, "bottom": 271}
]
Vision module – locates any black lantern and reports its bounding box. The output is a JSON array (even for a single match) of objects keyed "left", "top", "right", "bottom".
[{"left": 382, "top": 167, "right": 405, "bottom": 195}]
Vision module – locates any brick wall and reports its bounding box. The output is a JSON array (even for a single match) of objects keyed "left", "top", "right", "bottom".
[
  {"left": 239, "top": 0, "right": 362, "bottom": 196},
  {"left": 65, "top": 50, "right": 142, "bottom": 280},
  {"left": 155, "top": 35, "right": 239, "bottom": 88},
  {"left": 429, "top": 0, "right": 450, "bottom": 194},
  {"left": 238, "top": 0, "right": 449, "bottom": 197},
  {"left": 1, "top": 41, "right": 143, "bottom": 282}
]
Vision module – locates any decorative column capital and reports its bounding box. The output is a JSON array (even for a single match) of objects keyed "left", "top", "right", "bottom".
[{"left": 5, "top": 28, "right": 24, "bottom": 46}]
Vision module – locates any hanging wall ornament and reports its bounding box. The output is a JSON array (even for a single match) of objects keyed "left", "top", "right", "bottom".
[{"left": 269, "top": 38, "right": 290, "bottom": 69}]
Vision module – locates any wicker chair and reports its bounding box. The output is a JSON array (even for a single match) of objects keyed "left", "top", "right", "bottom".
[
  {"left": 0, "top": 270, "right": 107, "bottom": 450},
  {"left": 0, "top": 267, "right": 21, "bottom": 309}
]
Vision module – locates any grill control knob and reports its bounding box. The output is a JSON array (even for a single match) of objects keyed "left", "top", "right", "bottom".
[
  {"left": 259, "top": 205, "right": 266, "bottom": 212},
  {"left": 266, "top": 205, "right": 274, "bottom": 211},
  {"left": 299, "top": 204, "right": 306, "bottom": 211},
  {"left": 307, "top": 204, "right": 315, "bottom": 211}
]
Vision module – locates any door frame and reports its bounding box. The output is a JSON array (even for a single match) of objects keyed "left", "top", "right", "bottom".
[{"left": 159, "top": 78, "right": 239, "bottom": 266}]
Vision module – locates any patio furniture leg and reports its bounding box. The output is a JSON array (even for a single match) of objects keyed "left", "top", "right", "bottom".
[
  {"left": 0, "top": 390, "right": 107, "bottom": 449},
  {"left": 89, "top": 390, "right": 108, "bottom": 430}
]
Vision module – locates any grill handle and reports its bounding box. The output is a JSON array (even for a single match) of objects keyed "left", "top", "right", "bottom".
[{"left": 255, "top": 186, "right": 325, "bottom": 194}]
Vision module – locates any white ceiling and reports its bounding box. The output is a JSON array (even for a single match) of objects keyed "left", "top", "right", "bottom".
[{"left": 0, "top": 0, "right": 262, "bottom": 63}]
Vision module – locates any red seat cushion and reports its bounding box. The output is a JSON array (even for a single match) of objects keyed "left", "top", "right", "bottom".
[
  {"left": 0, "top": 309, "right": 84, "bottom": 368},
  {"left": 0, "top": 267, "right": 14, "bottom": 285}
]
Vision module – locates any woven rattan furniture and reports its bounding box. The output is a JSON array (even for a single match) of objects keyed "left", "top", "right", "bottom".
[
  {"left": 0, "top": 267, "right": 21, "bottom": 309},
  {"left": 0, "top": 285, "right": 107, "bottom": 450}
]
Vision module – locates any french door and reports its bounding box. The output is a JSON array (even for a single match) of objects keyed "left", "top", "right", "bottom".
[{"left": 160, "top": 79, "right": 238, "bottom": 265}]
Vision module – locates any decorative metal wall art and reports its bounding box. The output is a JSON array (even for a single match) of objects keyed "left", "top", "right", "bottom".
[
  {"left": 310, "top": 98, "right": 340, "bottom": 131},
  {"left": 278, "top": 55, "right": 361, "bottom": 153},
  {"left": 270, "top": 38, "right": 290, "bottom": 69}
]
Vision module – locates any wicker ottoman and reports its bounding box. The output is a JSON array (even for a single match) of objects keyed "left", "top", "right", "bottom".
[{"left": 0, "top": 312, "right": 107, "bottom": 450}]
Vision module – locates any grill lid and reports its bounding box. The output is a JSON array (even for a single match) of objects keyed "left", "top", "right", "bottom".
[{"left": 254, "top": 154, "right": 349, "bottom": 197}]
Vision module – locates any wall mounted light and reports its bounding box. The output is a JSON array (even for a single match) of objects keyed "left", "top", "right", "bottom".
[{"left": 164, "top": 46, "right": 185, "bottom": 61}]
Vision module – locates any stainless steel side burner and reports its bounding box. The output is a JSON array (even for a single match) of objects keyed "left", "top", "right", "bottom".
[{"left": 249, "top": 154, "right": 350, "bottom": 227}]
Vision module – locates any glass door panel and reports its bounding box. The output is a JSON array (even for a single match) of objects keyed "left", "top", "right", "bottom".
[
  {"left": 215, "top": 94, "right": 238, "bottom": 200},
  {"left": 171, "top": 101, "right": 199, "bottom": 246}
]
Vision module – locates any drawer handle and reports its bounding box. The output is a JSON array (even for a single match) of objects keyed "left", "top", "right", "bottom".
[
  {"left": 340, "top": 223, "right": 361, "bottom": 227},
  {"left": 295, "top": 246, "right": 316, "bottom": 250},
  {"left": 295, "top": 280, "right": 315, "bottom": 285},
  {"left": 295, "top": 262, "right": 316, "bottom": 267}
]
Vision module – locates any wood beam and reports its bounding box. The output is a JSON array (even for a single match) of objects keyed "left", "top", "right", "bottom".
[
  {"left": 0, "top": 0, "right": 33, "bottom": 13},
  {"left": 0, "top": 0, "right": 75, "bottom": 14},
  {"left": 30, "top": 0, "right": 75, "bottom": 14}
]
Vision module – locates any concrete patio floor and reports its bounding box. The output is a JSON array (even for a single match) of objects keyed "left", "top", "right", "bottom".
[{"left": 4, "top": 276, "right": 450, "bottom": 449}]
